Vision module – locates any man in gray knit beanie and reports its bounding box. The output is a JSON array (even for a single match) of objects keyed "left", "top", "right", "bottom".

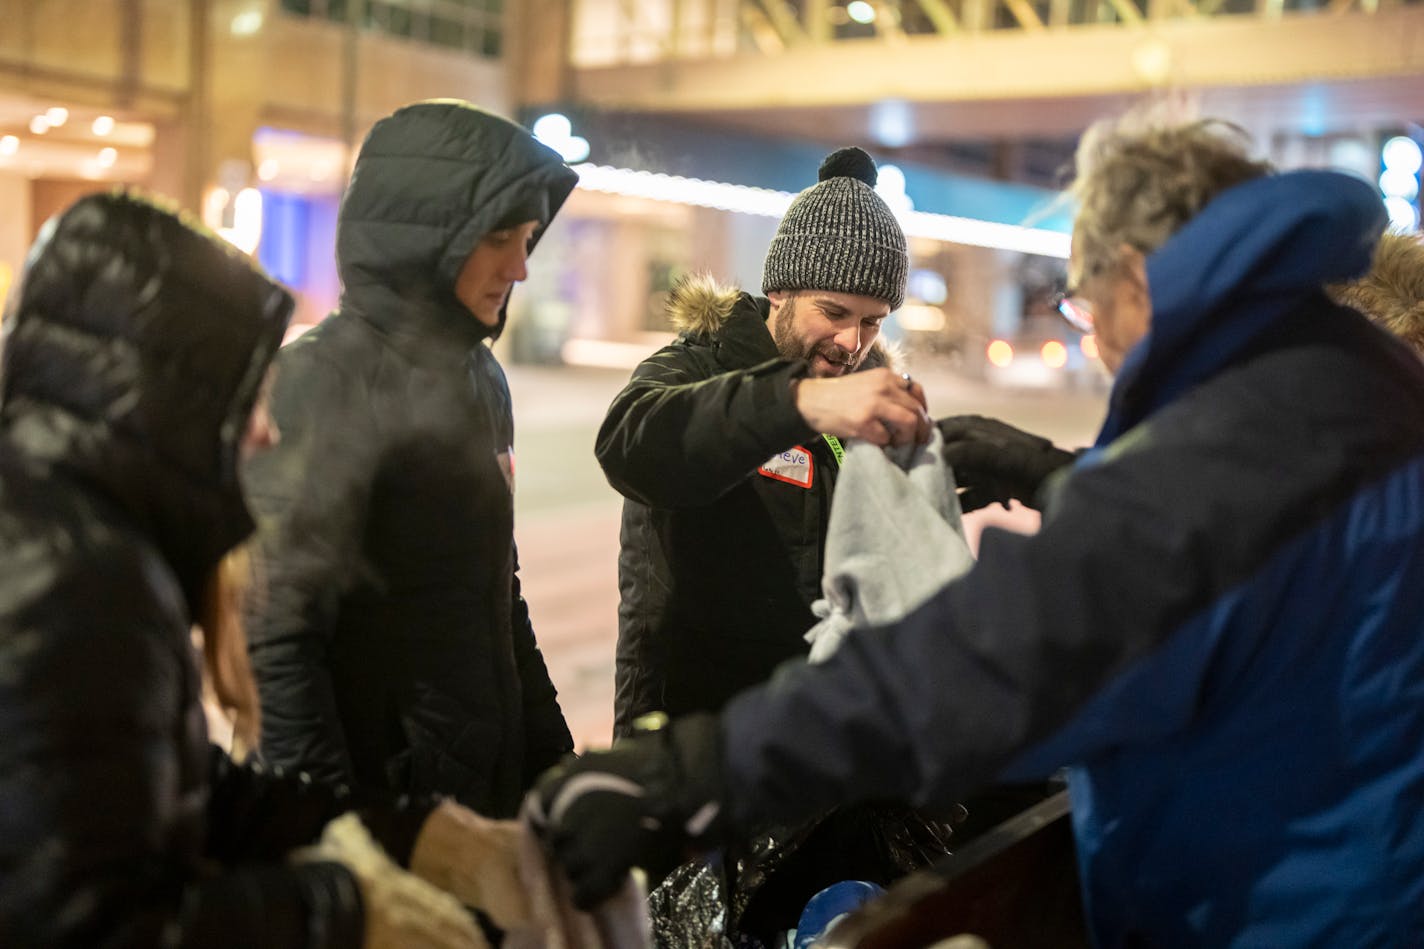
[
  {"left": 596, "top": 140, "right": 933, "bottom": 734},
  {"left": 760, "top": 146, "right": 928, "bottom": 451},
  {"left": 588, "top": 143, "right": 938, "bottom": 938}
]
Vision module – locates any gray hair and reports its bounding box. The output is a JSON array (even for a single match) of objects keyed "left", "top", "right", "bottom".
[{"left": 1068, "top": 116, "right": 1272, "bottom": 286}]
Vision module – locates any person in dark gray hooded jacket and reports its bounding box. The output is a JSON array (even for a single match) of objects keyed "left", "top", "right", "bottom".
[{"left": 243, "top": 99, "right": 575, "bottom": 819}]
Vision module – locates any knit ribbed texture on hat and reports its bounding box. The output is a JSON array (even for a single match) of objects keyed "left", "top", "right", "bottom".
[{"left": 762, "top": 175, "right": 909, "bottom": 310}]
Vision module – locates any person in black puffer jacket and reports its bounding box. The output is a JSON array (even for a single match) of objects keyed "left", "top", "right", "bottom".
[
  {"left": 0, "top": 191, "right": 506, "bottom": 948},
  {"left": 243, "top": 100, "right": 575, "bottom": 818}
]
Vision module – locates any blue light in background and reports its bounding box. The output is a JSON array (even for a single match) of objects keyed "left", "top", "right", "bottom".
[
  {"left": 1298, "top": 86, "right": 1328, "bottom": 138},
  {"left": 870, "top": 99, "right": 915, "bottom": 149},
  {"left": 258, "top": 190, "right": 310, "bottom": 288}
]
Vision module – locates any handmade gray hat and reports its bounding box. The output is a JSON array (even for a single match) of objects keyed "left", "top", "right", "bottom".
[{"left": 762, "top": 146, "right": 908, "bottom": 310}]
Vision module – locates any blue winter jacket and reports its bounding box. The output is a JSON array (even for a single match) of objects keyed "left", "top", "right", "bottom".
[{"left": 721, "top": 171, "right": 1424, "bottom": 947}]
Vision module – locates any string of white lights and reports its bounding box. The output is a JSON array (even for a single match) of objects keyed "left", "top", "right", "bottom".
[{"left": 571, "top": 163, "right": 1071, "bottom": 259}]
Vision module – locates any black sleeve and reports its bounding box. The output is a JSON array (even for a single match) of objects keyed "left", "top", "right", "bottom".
[
  {"left": 243, "top": 343, "right": 378, "bottom": 785},
  {"left": 0, "top": 552, "right": 366, "bottom": 949},
  {"left": 595, "top": 346, "right": 816, "bottom": 508},
  {"left": 205, "top": 746, "right": 436, "bottom": 868},
  {"left": 510, "top": 544, "right": 576, "bottom": 785}
]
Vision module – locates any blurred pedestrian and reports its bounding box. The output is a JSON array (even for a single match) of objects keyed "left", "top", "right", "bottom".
[
  {"left": 243, "top": 100, "right": 575, "bottom": 817},
  {"left": 0, "top": 190, "right": 523, "bottom": 948},
  {"left": 533, "top": 117, "right": 1424, "bottom": 947}
]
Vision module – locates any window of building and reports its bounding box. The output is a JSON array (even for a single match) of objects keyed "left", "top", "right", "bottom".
[{"left": 280, "top": 0, "right": 504, "bottom": 58}]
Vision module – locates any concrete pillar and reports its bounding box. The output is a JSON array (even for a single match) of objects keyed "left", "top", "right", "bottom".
[
  {"left": 507, "top": 0, "right": 574, "bottom": 109},
  {"left": 146, "top": 118, "right": 192, "bottom": 208}
]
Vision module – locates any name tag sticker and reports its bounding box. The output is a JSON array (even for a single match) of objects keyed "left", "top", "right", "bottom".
[{"left": 758, "top": 445, "right": 814, "bottom": 488}]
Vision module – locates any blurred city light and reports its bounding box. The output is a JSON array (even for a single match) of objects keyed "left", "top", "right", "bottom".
[
  {"left": 0, "top": 135, "right": 17, "bottom": 157},
  {"left": 1380, "top": 168, "right": 1420, "bottom": 202},
  {"left": 870, "top": 99, "right": 914, "bottom": 148},
  {"left": 572, "top": 164, "right": 1071, "bottom": 257},
  {"left": 231, "top": 10, "right": 264, "bottom": 35},
  {"left": 29, "top": 115, "right": 49, "bottom": 135},
  {"left": 1380, "top": 135, "right": 1421, "bottom": 231},
  {"left": 899, "top": 304, "right": 947, "bottom": 331},
  {"left": 1327, "top": 138, "right": 1375, "bottom": 181},
  {"left": 908, "top": 269, "right": 948, "bottom": 305},
  {"left": 206, "top": 186, "right": 264, "bottom": 255},
  {"left": 532, "top": 113, "right": 590, "bottom": 164},
  {"left": 45, "top": 107, "right": 68, "bottom": 127},
  {"left": 1041, "top": 340, "right": 1068, "bottom": 368},
  {"left": 1080, "top": 334, "right": 1100, "bottom": 360},
  {"left": 96, "top": 147, "right": 117, "bottom": 168},
  {"left": 846, "top": 1, "right": 877, "bottom": 23},
  {"left": 91, "top": 115, "right": 115, "bottom": 136},
  {"left": 876, "top": 163, "right": 914, "bottom": 214},
  {"left": 1382, "top": 136, "right": 1423, "bottom": 176},
  {"left": 987, "top": 339, "right": 1014, "bottom": 367},
  {"left": 1385, "top": 196, "right": 1419, "bottom": 231}
]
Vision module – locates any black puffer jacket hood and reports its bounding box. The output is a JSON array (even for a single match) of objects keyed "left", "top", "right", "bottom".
[
  {"left": 1, "top": 191, "right": 292, "bottom": 613},
  {"left": 336, "top": 99, "right": 577, "bottom": 341},
  {"left": 243, "top": 103, "right": 576, "bottom": 813}
]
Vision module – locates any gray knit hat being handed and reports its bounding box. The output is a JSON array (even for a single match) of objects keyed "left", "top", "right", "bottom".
[{"left": 762, "top": 146, "right": 909, "bottom": 310}]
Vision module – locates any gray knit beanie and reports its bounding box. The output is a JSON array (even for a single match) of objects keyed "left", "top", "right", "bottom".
[{"left": 762, "top": 146, "right": 908, "bottom": 310}]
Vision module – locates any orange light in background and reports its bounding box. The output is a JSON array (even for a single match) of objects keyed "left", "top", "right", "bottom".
[
  {"left": 987, "top": 339, "right": 1014, "bottom": 367},
  {"left": 1041, "top": 340, "right": 1068, "bottom": 368},
  {"left": 0, "top": 262, "right": 12, "bottom": 322},
  {"left": 1080, "top": 334, "right": 1099, "bottom": 360}
]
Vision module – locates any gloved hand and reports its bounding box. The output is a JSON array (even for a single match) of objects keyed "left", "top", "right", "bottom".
[
  {"left": 526, "top": 712, "right": 726, "bottom": 911},
  {"left": 936, "top": 415, "right": 1075, "bottom": 512}
]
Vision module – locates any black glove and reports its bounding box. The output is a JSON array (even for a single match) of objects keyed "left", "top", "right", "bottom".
[
  {"left": 527, "top": 712, "right": 726, "bottom": 910},
  {"left": 937, "top": 415, "right": 1075, "bottom": 512}
]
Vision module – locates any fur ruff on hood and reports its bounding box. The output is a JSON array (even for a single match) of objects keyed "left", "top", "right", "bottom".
[
  {"left": 1329, "top": 231, "right": 1424, "bottom": 358},
  {"left": 666, "top": 273, "right": 901, "bottom": 371}
]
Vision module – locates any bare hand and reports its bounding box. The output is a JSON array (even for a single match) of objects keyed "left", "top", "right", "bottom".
[
  {"left": 794, "top": 368, "right": 931, "bottom": 447},
  {"left": 410, "top": 800, "right": 531, "bottom": 929}
]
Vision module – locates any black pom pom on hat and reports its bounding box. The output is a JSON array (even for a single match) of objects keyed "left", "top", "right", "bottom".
[{"left": 817, "top": 146, "right": 878, "bottom": 187}]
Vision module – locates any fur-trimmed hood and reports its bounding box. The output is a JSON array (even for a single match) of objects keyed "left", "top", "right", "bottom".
[
  {"left": 666, "top": 273, "right": 900, "bottom": 370},
  {"left": 1329, "top": 231, "right": 1424, "bottom": 358}
]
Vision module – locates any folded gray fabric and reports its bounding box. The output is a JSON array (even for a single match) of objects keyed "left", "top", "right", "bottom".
[{"left": 806, "top": 429, "right": 974, "bottom": 663}]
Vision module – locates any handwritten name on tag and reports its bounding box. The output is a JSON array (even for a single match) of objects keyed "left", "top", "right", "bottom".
[{"left": 758, "top": 446, "right": 814, "bottom": 488}]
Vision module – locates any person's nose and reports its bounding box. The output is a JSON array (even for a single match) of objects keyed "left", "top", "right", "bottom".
[
  {"left": 832, "top": 322, "right": 863, "bottom": 356},
  {"left": 504, "top": 244, "right": 530, "bottom": 283},
  {"left": 242, "top": 404, "right": 280, "bottom": 458}
]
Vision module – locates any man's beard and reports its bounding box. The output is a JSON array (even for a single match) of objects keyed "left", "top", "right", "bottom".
[{"left": 772, "top": 297, "right": 857, "bottom": 377}]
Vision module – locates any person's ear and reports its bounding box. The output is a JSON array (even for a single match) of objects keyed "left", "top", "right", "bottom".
[
  {"left": 1117, "top": 243, "right": 1153, "bottom": 327},
  {"left": 766, "top": 290, "right": 790, "bottom": 321},
  {"left": 1116, "top": 244, "right": 1145, "bottom": 284}
]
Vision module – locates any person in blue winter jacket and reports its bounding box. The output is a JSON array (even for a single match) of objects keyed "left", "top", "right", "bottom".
[{"left": 529, "top": 116, "right": 1424, "bottom": 947}]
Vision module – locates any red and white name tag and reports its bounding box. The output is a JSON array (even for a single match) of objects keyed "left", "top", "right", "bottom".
[{"left": 758, "top": 445, "right": 814, "bottom": 488}]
